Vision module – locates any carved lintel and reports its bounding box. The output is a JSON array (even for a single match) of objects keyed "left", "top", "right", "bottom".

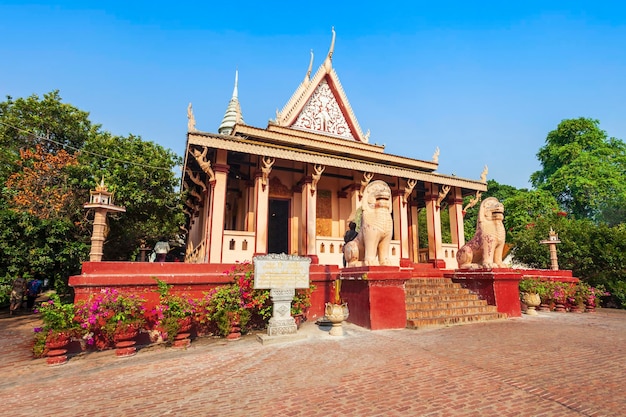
[
  {"left": 261, "top": 156, "right": 275, "bottom": 191},
  {"left": 436, "top": 185, "right": 451, "bottom": 210},
  {"left": 311, "top": 164, "right": 325, "bottom": 195},
  {"left": 403, "top": 179, "right": 417, "bottom": 206},
  {"left": 359, "top": 172, "right": 374, "bottom": 201},
  {"left": 191, "top": 147, "right": 215, "bottom": 182}
]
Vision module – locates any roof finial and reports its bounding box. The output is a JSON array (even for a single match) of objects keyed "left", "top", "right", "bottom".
[
  {"left": 233, "top": 69, "right": 239, "bottom": 99},
  {"left": 324, "top": 27, "right": 336, "bottom": 73},
  {"left": 218, "top": 70, "right": 245, "bottom": 135},
  {"left": 304, "top": 49, "right": 314, "bottom": 83}
]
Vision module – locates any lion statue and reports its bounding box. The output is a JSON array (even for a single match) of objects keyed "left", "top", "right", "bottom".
[
  {"left": 456, "top": 196, "right": 506, "bottom": 269},
  {"left": 344, "top": 180, "right": 393, "bottom": 267}
]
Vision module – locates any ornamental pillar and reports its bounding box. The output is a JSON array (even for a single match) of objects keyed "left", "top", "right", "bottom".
[
  {"left": 301, "top": 177, "right": 318, "bottom": 262},
  {"left": 392, "top": 189, "right": 410, "bottom": 264},
  {"left": 207, "top": 150, "right": 228, "bottom": 263},
  {"left": 254, "top": 171, "right": 270, "bottom": 255},
  {"left": 448, "top": 187, "right": 465, "bottom": 248},
  {"left": 425, "top": 183, "right": 443, "bottom": 265}
]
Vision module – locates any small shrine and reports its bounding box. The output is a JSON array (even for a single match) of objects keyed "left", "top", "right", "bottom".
[
  {"left": 540, "top": 228, "right": 561, "bottom": 270},
  {"left": 83, "top": 177, "right": 126, "bottom": 262}
]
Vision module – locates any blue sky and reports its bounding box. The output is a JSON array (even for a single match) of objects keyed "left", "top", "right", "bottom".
[{"left": 1, "top": 1, "right": 625, "bottom": 189}]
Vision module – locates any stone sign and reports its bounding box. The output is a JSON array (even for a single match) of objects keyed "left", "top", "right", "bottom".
[
  {"left": 253, "top": 253, "right": 311, "bottom": 289},
  {"left": 253, "top": 254, "right": 311, "bottom": 341}
]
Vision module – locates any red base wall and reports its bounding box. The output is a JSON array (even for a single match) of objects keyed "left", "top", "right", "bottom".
[
  {"left": 447, "top": 268, "right": 579, "bottom": 318},
  {"left": 70, "top": 262, "right": 341, "bottom": 321},
  {"left": 340, "top": 266, "right": 411, "bottom": 330}
]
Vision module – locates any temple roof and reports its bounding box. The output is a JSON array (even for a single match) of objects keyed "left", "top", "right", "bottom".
[{"left": 273, "top": 28, "right": 369, "bottom": 143}]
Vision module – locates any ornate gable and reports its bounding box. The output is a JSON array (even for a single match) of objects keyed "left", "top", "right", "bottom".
[{"left": 274, "top": 29, "right": 369, "bottom": 143}]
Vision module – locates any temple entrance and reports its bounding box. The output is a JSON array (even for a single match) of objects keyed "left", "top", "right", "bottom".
[{"left": 268, "top": 199, "right": 289, "bottom": 254}]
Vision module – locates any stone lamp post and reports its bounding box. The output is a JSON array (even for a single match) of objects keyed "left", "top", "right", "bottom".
[
  {"left": 84, "top": 178, "right": 126, "bottom": 262},
  {"left": 540, "top": 228, "right": 561, "bottom": 270}
]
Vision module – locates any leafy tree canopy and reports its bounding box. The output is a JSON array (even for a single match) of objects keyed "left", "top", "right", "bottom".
[
  {"left": 530, "top": 117, "right": 626, "bottom": 221},
  {"left": 0, "top": 91, "right": 183, "bottom": 293}
]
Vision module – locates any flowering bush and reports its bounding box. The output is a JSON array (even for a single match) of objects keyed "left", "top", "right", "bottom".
[
  {"left": 292, "top": 284, "right": 316, "bottom": 316},
  {"left": 74, "top": 288, "right": 146, "bottom": 350},
  {"left": 518, "top": 278, "right": 549, "bottom": 297},
  {"left": 153, "top": 279, "right": 196, "bottom": 341},
  {"left": 32, "top": 293, "right": 77, "bottom": 357},
  {"left": 586, "top": 284, "right": 609, "bottom": 307}
]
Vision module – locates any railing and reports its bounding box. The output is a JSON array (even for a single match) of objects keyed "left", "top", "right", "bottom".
[
  {"left": 441, "top": 243, "right": 459, "bottom": 269},
  {"left": 418, "top": 245, "right": 459, "bottom": 269},
  {"left": 316, "top": 237, "right": 401, "bottom": 267},
  {"left": 222, "top": 231, "right": 255, "bottom": 263}
]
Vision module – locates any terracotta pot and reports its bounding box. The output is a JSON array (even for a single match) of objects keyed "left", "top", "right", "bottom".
[
  {"left": 113, "top": 327, "right": 139, "bottom": 357},
  {"left": 45, "top": 333, "right": 70, "bottom": 366}
]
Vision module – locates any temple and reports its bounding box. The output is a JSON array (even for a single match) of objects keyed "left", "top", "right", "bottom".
[
  {"left": 181, "top": 30, "right": 487, "bottom": 270},
  {"left": 72, "top": 31, "right": 575, "bottom": 329}
]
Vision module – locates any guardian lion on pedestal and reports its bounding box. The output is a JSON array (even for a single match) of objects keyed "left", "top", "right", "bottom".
[
  {"left": 344, "top": 180, "right": 393, "bottom": 267},
  {"left": 456, "top": 197, "right": 506, "bottom": 269}
]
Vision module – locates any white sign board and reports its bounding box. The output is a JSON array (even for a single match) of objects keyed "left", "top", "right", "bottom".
[{"left": 253, "top": 254, "right": 311, "bottom": 289}]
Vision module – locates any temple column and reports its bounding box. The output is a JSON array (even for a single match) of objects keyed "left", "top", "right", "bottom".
[
  {"left": 392, "top": 189, "right": 410, "bottom": 265},
  {"left": 408, "top": 202, "right": 420, "bottom": 263},
  {"left": 301, "top": 177, "right": 318, "bottom": 263},
  {"left": 425, "top": 183, "right": 444, "bottom": 267},
  {"left": 207, "top": 150, "right": 229, "bottom": 263},
  {"left": 254, "top": 172, "right": 270, "bottom": 255},
  {"left": 448, "top": 187, "right": 465, "bottom": 248},
  {"left": 244, "top": 180, "right": 255, "bottom": 232}
]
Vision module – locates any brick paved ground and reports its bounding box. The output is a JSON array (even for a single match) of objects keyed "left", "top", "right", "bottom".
[{"left": 1, "top": 307, "right": 624, "bottom": 417}]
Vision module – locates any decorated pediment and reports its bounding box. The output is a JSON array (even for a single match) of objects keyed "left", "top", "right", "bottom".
[{"left": 274, "top": 29, "right": 369, "bottom": 143}]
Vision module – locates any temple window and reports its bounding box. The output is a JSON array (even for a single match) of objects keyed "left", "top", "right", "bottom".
[
  {"left": 229, "top": 239, "right": 235, "bottom": 250},
  {"left": 242, "top": 240, "right": 248, "bottom": 250}
]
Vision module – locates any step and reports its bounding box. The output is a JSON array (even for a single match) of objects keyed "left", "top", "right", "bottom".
[
  {"left": 405, "top": 293, "right": 483, "bottom": 303},
  {"left": 405, "top": 287, "right": 472, "bottom": 296},
  {"left": 407, "top": 299, "right": 489, "bottom": 310},
  {"left": 407, "top": 312, "right": 507, "bottom": 329},
  {"left": 407, "top": 305, "right": 499, "bottom": 320}
]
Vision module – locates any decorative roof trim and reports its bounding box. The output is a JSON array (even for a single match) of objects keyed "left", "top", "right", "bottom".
[
  {"left": 187, "top": 133, "right": 486, "bottom": 192},
  {"left": 231, "top": 124, "right": 437, "bottom": 171},
  {"left": 274, "top": 30, "right": 367, "bottom": 143}
]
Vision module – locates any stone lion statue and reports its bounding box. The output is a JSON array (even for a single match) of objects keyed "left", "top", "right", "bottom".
[
  {"left": 344, "top": 180, "right": 393, "bottom": 267},
  {"left": 456, "top": 196, "right": 506, "bottom": 269}
]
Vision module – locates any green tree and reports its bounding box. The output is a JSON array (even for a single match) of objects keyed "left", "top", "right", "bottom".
[
  {"left": 530, "top": 117, "right": 626, "bottom": 221},
  {"left": 0, "top": 91, "right": 183, "bottom": 295}
]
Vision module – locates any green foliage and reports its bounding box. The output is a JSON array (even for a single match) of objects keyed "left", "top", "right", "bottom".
[
  {"left": 0, "top": 91, "right": 184, "bottom": 288},
  {"left": 518, "top": 278, "right": 550, "bottom": 297},
  {"left": 292, "top": 284, "right": 316, "bottom": 316},
  {"left": 531, "top": 117, "right": 626, "bottom": 221},
  {"left": 74, "top": 288, "right": 146, "bottom": 349},
  {"left": 37, "top": 293, "right": 77, "bottom": 332}
]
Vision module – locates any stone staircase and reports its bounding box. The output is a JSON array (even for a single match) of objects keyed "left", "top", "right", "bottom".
[{"left": 405, "top": 278, "right": 507, "bottom": 329}]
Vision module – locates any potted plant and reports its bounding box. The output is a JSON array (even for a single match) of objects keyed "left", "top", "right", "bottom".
[
  {"left": 518, "top": 278, "right": 546, "bottom": 315},
  {"left": 33, "top": 293, "right": 78, "bottom": 364},
  {"left": 291, "top": 284, "right": 316, "bottom": 328},
  {"left": 74, "top": 288, "right": 146, "bottom": 351},
  {"left": 207, "top": 284, "right": 250, "bottom": 340},
  {"left": 585, "top": 284, "right": 609, "bottom": 312},
  {"left": 154, "top": 279, "right": 195, "bottom": 346},
  {"left": 325, "top": 279, "right": 349, "bottom": 336}
]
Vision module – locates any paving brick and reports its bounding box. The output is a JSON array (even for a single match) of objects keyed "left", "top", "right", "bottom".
[{"left": 1, "top": 308, "right": 625, "bottom": 416}]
